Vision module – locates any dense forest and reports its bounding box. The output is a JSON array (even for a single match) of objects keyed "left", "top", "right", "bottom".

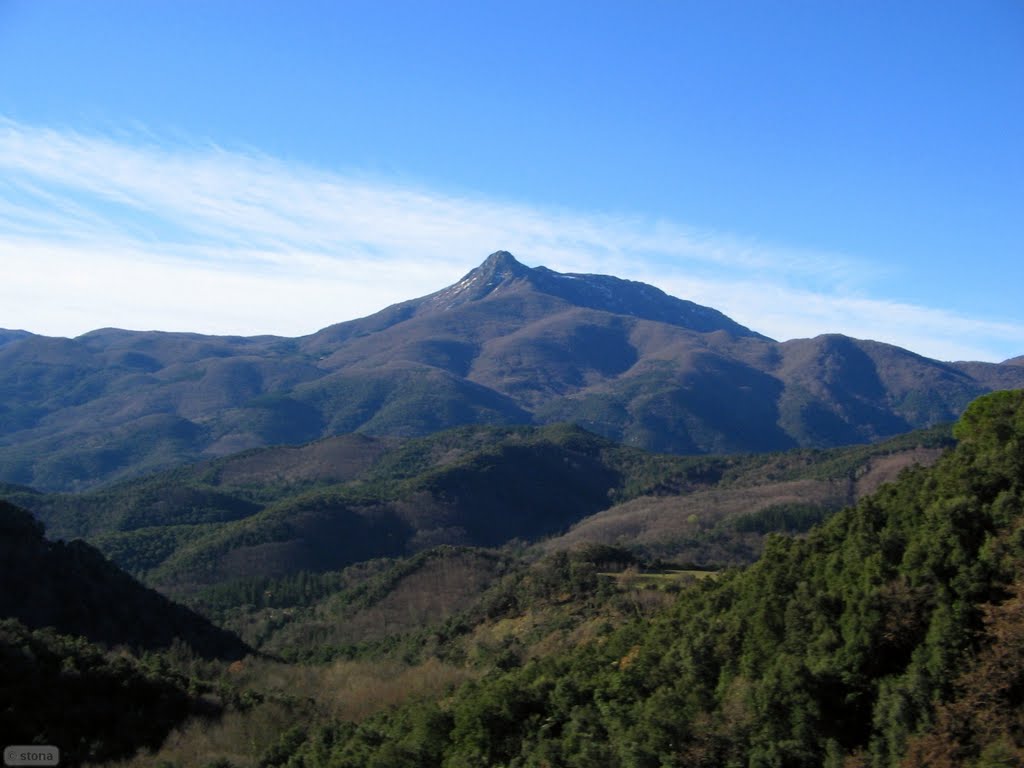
[
  {"left": 255, "top": 389, "right": 1024, "bottom": 767},
  {"left": 2, "top": 391, "right": 1022, "bottom": 766}
]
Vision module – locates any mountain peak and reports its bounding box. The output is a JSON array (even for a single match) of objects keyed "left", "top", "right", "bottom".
[
  {"left": 481, "top": 250, "right": 521, "bottom": 269},
  {"left": 418, "top": 251, "right": 534, "bottom": 310},
  {"left": 412, "top": 251, "right": 768, "bottom": 339},
  {"left": 476, "top": 250, "right": 531, "bottom": 280}
]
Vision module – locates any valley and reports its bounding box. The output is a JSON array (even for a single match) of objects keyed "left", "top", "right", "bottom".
[{"left": 2, "top": 391, "right": 1023, "bottom": 766}]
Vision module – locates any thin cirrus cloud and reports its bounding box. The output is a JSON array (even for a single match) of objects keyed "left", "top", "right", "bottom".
[{"left": 0, "top": 117, "right": 1018, "bottom": 362}]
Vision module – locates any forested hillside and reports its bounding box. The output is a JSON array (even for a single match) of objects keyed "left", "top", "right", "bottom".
[
  {"left": 8, "top": 422, "right": 950, "bottom": 596},
  {"left": 0, "top": 502, "right": 250, "bottom": 765},
  {"left": 4, "top": 393, "right": 1022, "bottom": 766},
  {"left": 0, "top": 501, "right": 248, "bottom": 658},
  {"left": 1, "top": 619, "right": 200, "bottom": 766},
  {"left": 260, "top": 389, "right": 1024, "bottom": 767}
]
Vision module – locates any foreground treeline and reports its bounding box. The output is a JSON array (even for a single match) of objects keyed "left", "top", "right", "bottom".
[
  {"left": 265, "top": 390, "right": 1024, "bottom": 767},
  {"left": 0, "top": 619, "right": 210, "bottom": 764},
  {"left": 0, "top": 501, "right": 251, "bottom": 765}
]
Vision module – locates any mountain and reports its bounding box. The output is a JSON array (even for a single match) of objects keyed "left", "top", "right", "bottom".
[
  {"left": 0, "top": 500, "right": 249, "bottom": 658},
  {"left": 305, "top": 250, "right": 767, "bottom": 346},
  {"left": 0, "top": 328, "right": 33, "bottom": 347},
  {"left": 1, "top": 251, "right": 1022, "bottom": 491}
]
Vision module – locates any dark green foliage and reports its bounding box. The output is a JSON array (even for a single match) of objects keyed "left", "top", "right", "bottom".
[
  {"left": 191, "top": 545, "right": 508, "bottom": 625},
  {"left": 5, "top": 424, "right": 634, "bottom": 588},
  {"left": 0, "top": 619, "right": 199, "bottom": 766},
  {"left": 191, "top": 569, "right": 356, "bottom": 619},
  {"left": 732, "top": 502, "right": 833, "bottom": 533},
  {"left": 268, "top": 390, "right": 1024, "bottom": 766},
  {"left": 406, "top": 439, "right": 619, "bottom": 546},
  {"left": 259, "top": 705, "right": 455, "bottom": 768},
  {"left": 92, "top": 523, "right": 223, "bottom": 574},
  {"left": 0, "top": 501, "right": 249, "bottom": 659},
  {"left": 2, "top": 393, "right": 1007, "bottom": 767},
  {"left": 24, "top": 477, "right": 264, "bottom": 541}
]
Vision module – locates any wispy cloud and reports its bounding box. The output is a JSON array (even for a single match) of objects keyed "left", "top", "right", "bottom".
[
  {"left": 0, "top": 117, "right": 1019, "bottom": 362},
  {"left": 644, "top": 272, "right": 1024, "bottom": 364}
]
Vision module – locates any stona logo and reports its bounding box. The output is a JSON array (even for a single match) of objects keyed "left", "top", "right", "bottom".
[{"left": 3, "top": 746, "right": 59, "bottom": 767}]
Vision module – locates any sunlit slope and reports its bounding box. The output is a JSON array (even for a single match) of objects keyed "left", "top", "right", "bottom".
[
  {"left": 267, "top": 389, "right": 1024, "bottom": 766},
  {"left": 2, "top": 252, "right": 1020, "bottom": 491}
]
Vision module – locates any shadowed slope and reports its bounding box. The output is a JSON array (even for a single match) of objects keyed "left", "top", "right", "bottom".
[{"left": 0, "top": 500, "right": 249, "bottom": 659}]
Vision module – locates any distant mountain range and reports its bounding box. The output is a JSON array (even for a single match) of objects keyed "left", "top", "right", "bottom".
[{"left": 2, "top": 251, "right": 1022, "bottom": 491}]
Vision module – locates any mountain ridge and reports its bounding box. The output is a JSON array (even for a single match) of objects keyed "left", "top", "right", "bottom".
[
  {"left": 412, "top": 251, "right": 769, "bottom": 338},
  {"left": 1, "top": 251, "right": 1022, "bottom": 491}
]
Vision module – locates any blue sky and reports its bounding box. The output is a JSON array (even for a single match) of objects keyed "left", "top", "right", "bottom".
[{"left": 0, "top": 1, "right": 1021, "bottom": 361}]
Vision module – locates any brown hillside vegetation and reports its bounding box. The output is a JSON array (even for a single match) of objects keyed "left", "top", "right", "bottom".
[
  {"left": 251, "top": 549, "right": 507, "bottom": 653},
  {"left": 548, "top": 445, "right": 945, "bottom": 564},
  {"left": 3, "top": 252, "right": 1022, "bottom": 491},
  {"left": 208, "top": 433, "right": 395, "bottom": 487}
]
